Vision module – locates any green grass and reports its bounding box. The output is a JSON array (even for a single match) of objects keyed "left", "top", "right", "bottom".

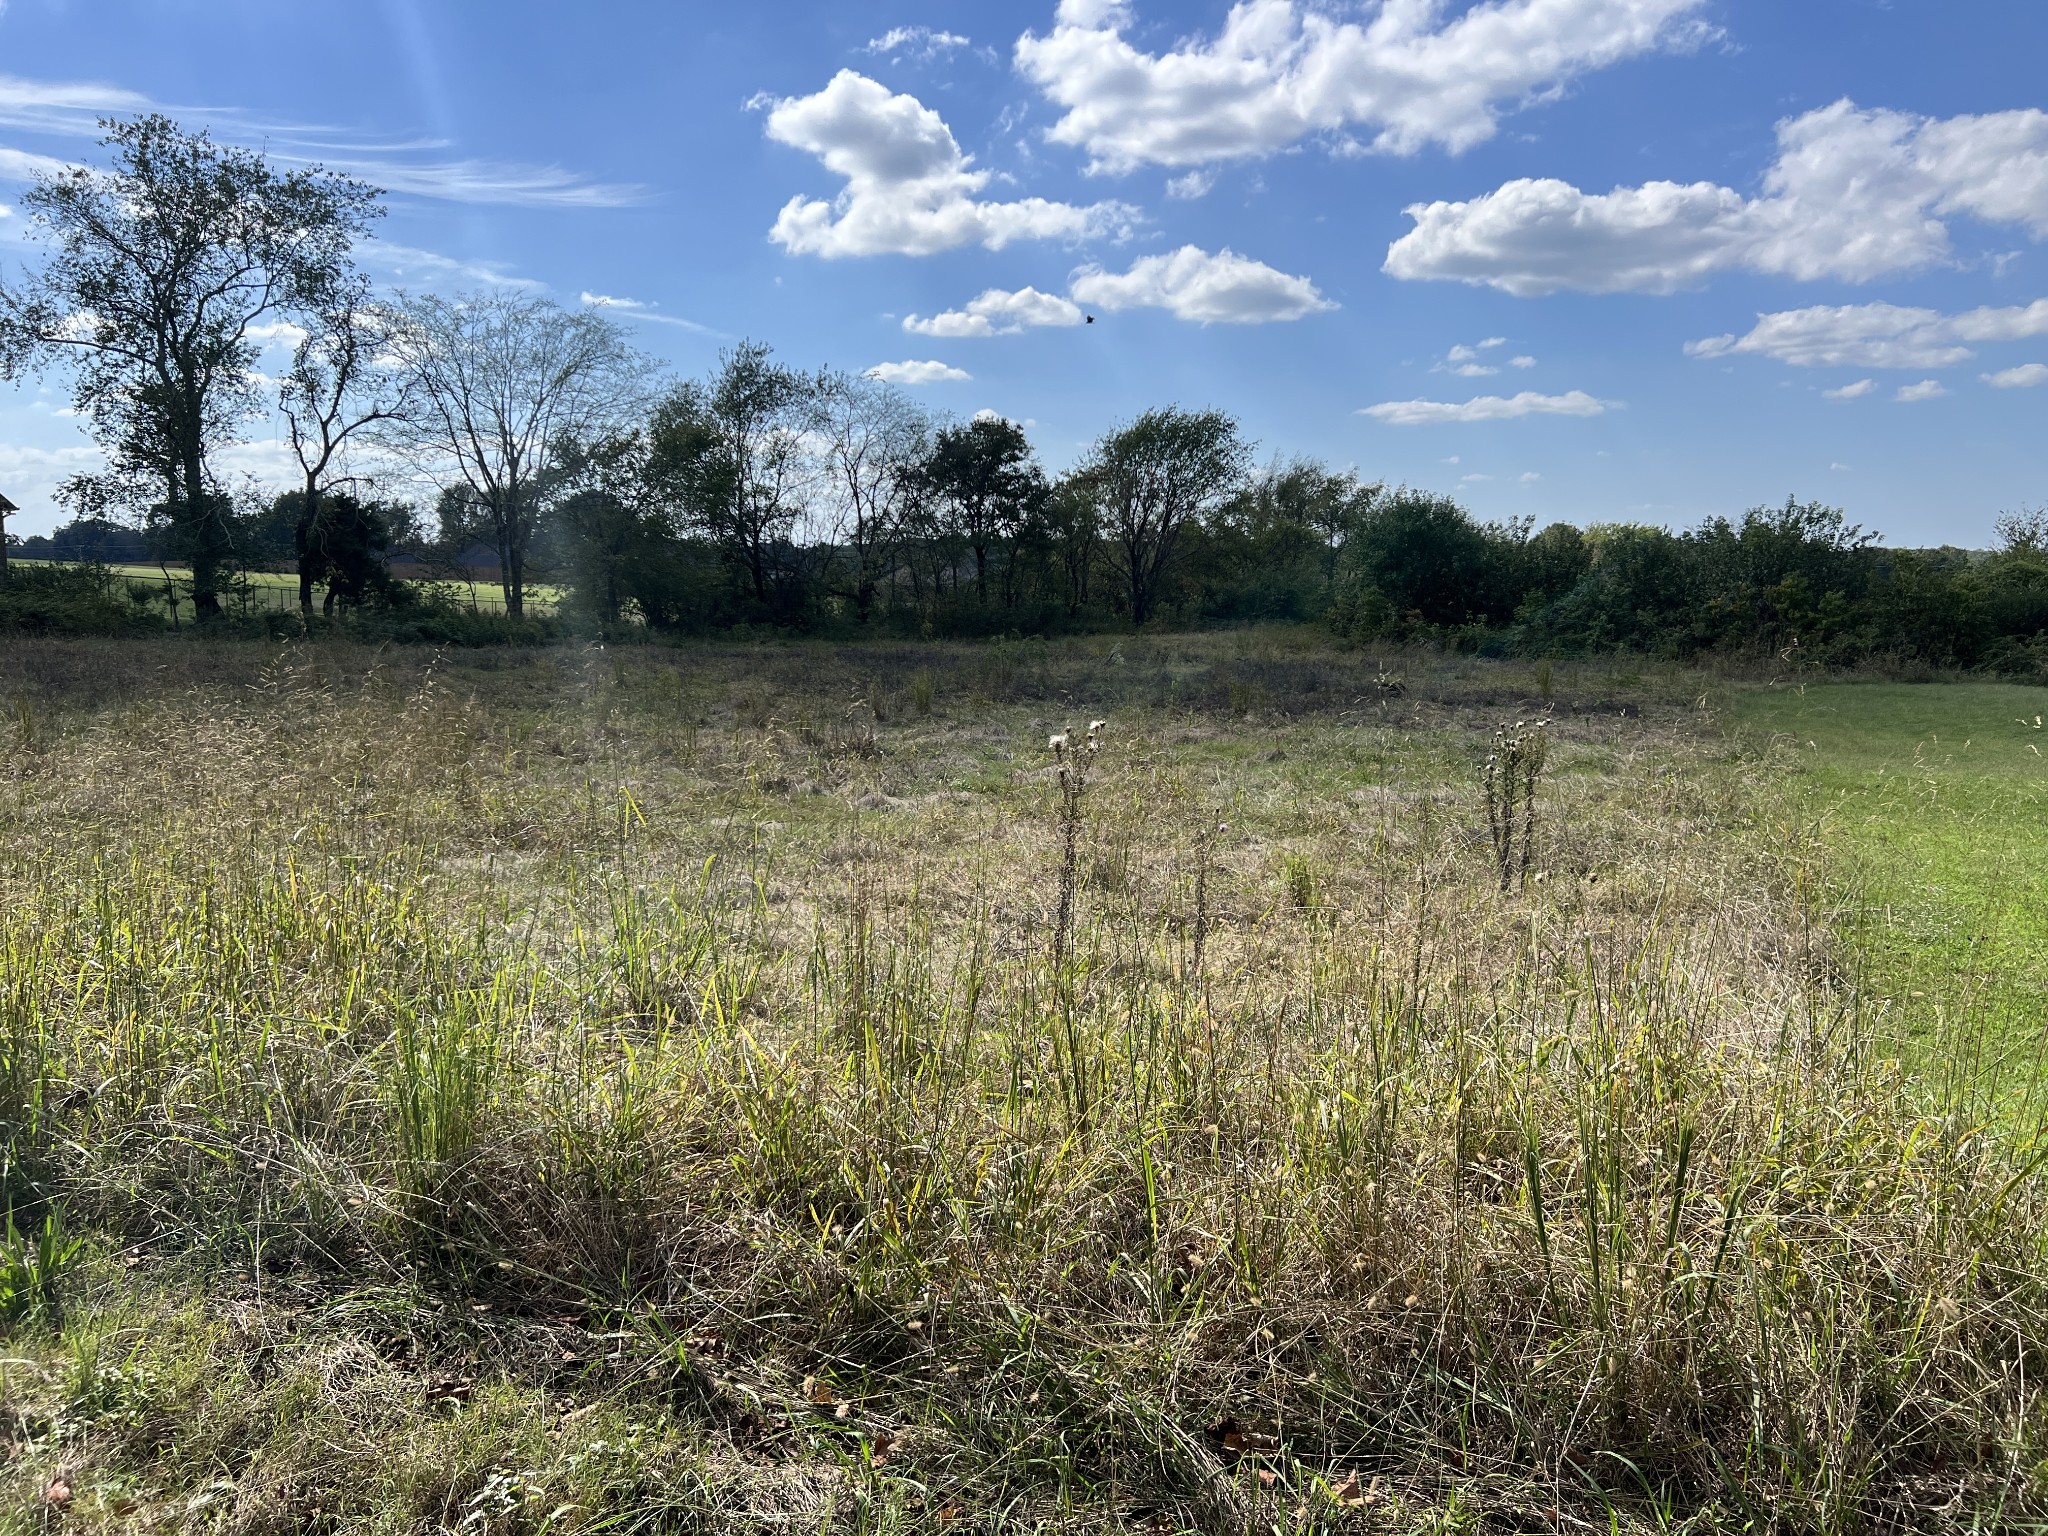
[
  {"left": 12, "top": 559, "right": 564, "bottom": 617},
  {"left": 2, "top": 635, "right": 2046, "bottom": 1532},
  {"left": 1734, "top": 682, "right": 2048, "bottom": 1088}
]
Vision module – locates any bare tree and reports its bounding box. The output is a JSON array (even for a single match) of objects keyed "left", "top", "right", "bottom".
[
  {"left": 281, "top": 289, "right": 406, "bottom": 617},
  {"left": 814, "top": 371, "right": 929, "bottom": 624},
  {"left": 1085, "top": 407, "right": 1251, "bottom": 626},
  {"left": 0, "top": 115, "right": 379, "bottom": 617},
  {"left": 384, "top": 292, "right": 644, "bottom": 619}
]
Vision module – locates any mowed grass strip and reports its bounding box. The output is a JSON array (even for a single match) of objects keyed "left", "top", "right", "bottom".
[{"left": 1735, "top": 682, "right": 2048, "bottom": 1090}]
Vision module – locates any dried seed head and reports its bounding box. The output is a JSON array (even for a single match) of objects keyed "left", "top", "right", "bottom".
[
  {"left": 1088, "top": 719, "right": 1106, "bottom": 734},
  {"left": 1048, "top": 733, "right": 1069, "bottom": 752}
]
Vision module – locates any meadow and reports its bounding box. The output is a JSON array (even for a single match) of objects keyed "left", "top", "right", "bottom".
[{"left": 1, "top": 632, "right": 2045, "bottom": 1534}]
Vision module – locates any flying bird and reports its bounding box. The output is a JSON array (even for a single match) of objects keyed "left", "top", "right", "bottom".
[{"left": 1085, "top": 315, "right": 1095, "bottom": 324}]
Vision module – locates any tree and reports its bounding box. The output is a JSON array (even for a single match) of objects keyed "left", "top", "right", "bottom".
[
  {"left": 814, "top": 371, "right": 929, "bottom": 624},
  {"left": 1085, "top": 407, "right": 1250, "bottom": 626},
  {"left": 925, "top": 416, "right": 1045, "bottom": 607},
  {"left": 687, "top": 342, "right": 813, "bottom": 612},
  {"left": 553, "top": 431, "right": 659, "bottom": 627},
  {"left": 1034, "top": 474, "right": 1102, "bottom": 619},
  {"left": 384, "top": 292, "right": 643, "bottom": 619},
  {"left": 1341, "top": 489, "right": 1495, "bottom": 627},
  {"left": 281, "top": 290, "right": 406, "bottom": 617},
  {"left": 264, "top": 489, "right": 405, "bottom": 614},
  {"left": 0, "top": 115, "right": 379, "bottom": 618}
]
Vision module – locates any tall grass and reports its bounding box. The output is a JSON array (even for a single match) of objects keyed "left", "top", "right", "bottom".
[{"left": 0, "top": 634, "right": 2043, "bottom": 1532}]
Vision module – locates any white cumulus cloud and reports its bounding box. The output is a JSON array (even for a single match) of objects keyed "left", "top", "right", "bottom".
[
  {"left": 1822, "top": 379, "right": 1877, "bottom": 400},
  {"left": 1359, "top": 389, "right": 1611, "bottom": 425},
  {"left": 904, "top": 286, "right": 1085, "bottom": 337},
  {"left": 1069, "top": 245, "right": 1332, "bottom": 323},
  {"left": 1385, "top": 100, "right": 2048, "bottom": 295},
  {"left": 1015, "top": 0, "right": 1712, "bottom": 172},
  {"left": 1686, "top": 299, "right": 2048, "bottom": 369},
  {"left": 1984, "top": 362, "right": 2048, "bottom": 388},
  {"left": 1895, "top": 379, "right": 1948, "bottom": 403},
  {"left": 867, "top": 359, "right": 972, "bottom": 385},
  {"left": 763, "top": 71, "right": 1134, "bottom": 258}
]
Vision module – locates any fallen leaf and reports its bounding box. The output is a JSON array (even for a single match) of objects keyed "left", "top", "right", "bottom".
[
  {"left": 1256, "top": 1468, "right": 1278, "bottom": 1488},
  {"left": 871, "top": 1429, "right": 895, "bottom": 1465},
  {"left": 44, "top": 1477, "right": 72, "bottom": 1507},
  {"left": 805, "top": 1376, "right": 836, "bottom": 1408}
]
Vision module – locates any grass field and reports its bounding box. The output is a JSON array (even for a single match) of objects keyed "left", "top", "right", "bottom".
[
  {"left": 1, "top": 635, "right": 2045, "bottom": 1533},
  {"left": 1734, "top": 682, "right": 2048, "bottom": 1097},
  {"left": 11, "top": 560, "right": 564, "bottom": 618}
]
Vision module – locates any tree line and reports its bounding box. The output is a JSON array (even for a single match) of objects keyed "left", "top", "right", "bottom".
[{"left": 3, "top": 115, "right": 2045, "bottom": 674}]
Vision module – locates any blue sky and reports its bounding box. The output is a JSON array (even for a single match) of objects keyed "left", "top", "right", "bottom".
[{"left": 1, "top": 0, "right": 2044, "bottom": 543}]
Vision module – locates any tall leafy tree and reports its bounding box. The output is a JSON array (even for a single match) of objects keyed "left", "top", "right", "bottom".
[
  {"left": 1084, "top": 407, "right": 1250, "bottom": 626},
  {"left": 693, "top": 342, "right": 814, "bottom": 611},
  {"left": 925, "top": 415, "right": 1044, "bottom": 607},
  {"left": 384, "top": 291, "right": 644, "bottom": 620},
  {"left": 0, "top": 115, "right": 379, "bottom": 618}
]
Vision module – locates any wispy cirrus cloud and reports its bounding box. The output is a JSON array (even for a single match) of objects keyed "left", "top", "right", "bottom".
[
  {"left": 1359, "top": 389, "right": 1612, "bottom": 425},
  {"left": 580, "top": 292, "right": 716, "bottom": 333},
  {"left": 359, "top": 240, "right": 547, "bottom": 293},
  {"left": 863, "top": 26, "right": 973, "bottom": 61},
  {"left": 0, "top": 71, "right": 646, "bottom": 207}
]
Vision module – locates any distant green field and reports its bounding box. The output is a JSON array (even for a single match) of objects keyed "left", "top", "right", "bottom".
[
  {"left": 1735, "top": 682, "right": 2048, "bottom": 1085},
  {"left": 13, "top": 558, "right": 561, "bottom": 615}
]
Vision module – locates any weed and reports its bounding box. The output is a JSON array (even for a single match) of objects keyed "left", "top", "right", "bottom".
[
  {"left": 1048, "top": 719, "right": 1103, "bottom": 970},
  {"left": 1483, "top": 717, "right": 1551, "bottom": 893},
  {"left": 0, "top": 1209, "right": 84, "bottom": 1324}
]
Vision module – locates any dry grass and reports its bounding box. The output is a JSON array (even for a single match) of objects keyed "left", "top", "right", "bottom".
[{"left": 0, "top": 632, "right": 2043, "bottom": 1534}]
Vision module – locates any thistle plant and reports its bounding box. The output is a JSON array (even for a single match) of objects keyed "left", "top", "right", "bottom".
[
  {"left": 1049, "top": 719, "right": 1104, "bottom": 969},
  {"left": 1482, "top": 717, "right": 1551, "bottom": 894}
]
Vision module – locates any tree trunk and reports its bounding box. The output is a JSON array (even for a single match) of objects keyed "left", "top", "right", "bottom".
[
  {"left": 296, "top": 480, "right": 320, "bottom": 619},
  {"left": 183, "top": 443, "right": 226, "bottom": 620},
  {"left": 506, "top": 541, "right": 526, "bottom": 621}
]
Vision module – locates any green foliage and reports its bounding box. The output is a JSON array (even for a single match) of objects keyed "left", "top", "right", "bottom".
[
  {"left": 0, "top": 563, "right": 156, "bottom": 634},
  {"left": 0, "top": 1209, "right": 84, "bottom": 1324}
]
